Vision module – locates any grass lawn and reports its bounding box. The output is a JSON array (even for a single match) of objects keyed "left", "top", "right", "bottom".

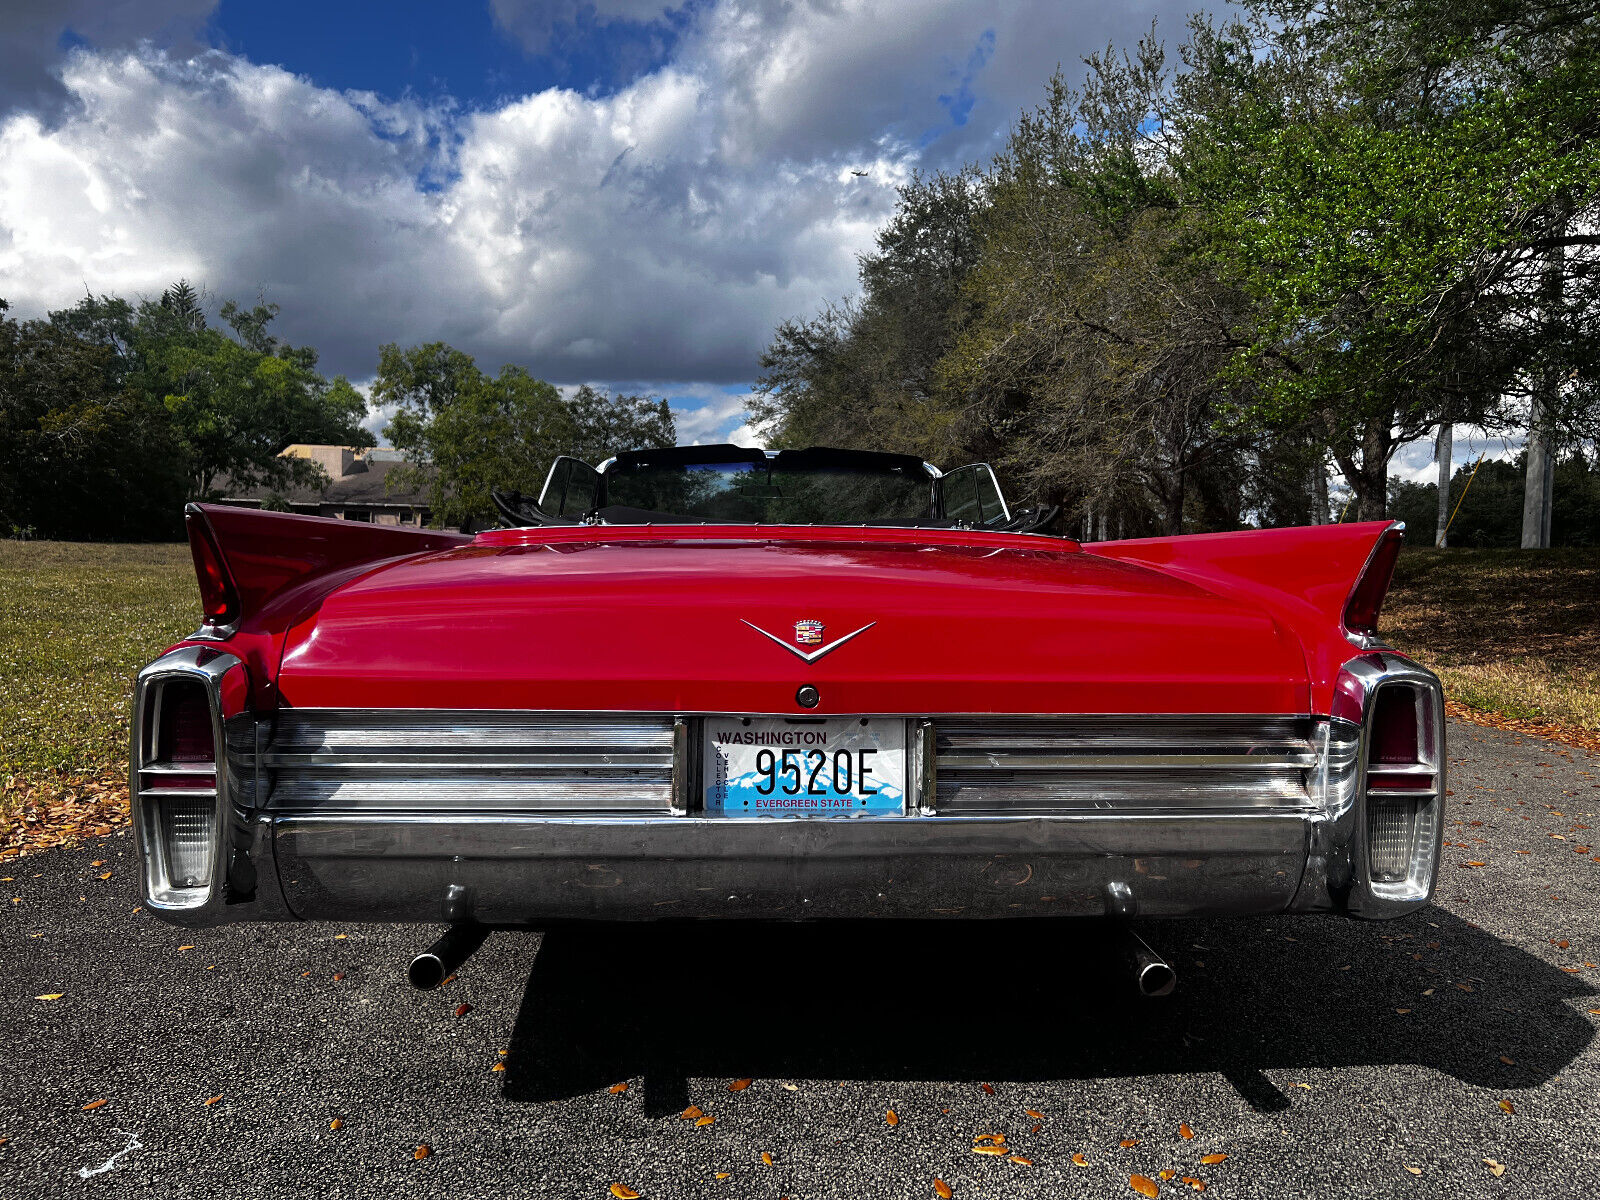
[
  {"left": 1, "top": 539, "right": 1596, "bottom": 832},
  {"left": 1386, "top": 546, "right": 1600, "bottom": 735},
  {"left": 0, "top": 541, "right": 195, "bottom": 789}
]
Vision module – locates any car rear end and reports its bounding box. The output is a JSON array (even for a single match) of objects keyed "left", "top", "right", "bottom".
[{"left": 131, "top": 504, "right": 1443, "bottom": 930}]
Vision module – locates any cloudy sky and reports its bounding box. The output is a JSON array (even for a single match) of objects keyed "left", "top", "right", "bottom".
[
  {"left": 0, "top": 0, "right": 1499, "bottom": 476},
  {"left": 0, "top": 0, "right": 1228, "bottom": 447}
]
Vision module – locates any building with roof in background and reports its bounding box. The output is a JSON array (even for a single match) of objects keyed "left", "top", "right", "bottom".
[{"left": 213, "top": 444, "right": 433, "bottom": 527}]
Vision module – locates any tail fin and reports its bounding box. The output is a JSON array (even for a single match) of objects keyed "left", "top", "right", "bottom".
[
  {"left": 185, "top": 503, "right": 469, "bottom": 636},
  {"left": 1085, "top": 521, "right": 1406, "bottom": 697}
]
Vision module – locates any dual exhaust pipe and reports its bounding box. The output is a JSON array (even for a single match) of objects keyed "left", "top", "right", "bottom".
[{"left": 404, "top": 924, "right": 1175, "bottom": 996}]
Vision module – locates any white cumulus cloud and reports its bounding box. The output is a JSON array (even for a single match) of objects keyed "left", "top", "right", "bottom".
[{"left": 0, "top": 0, "right": 1206, "bottom": 445}]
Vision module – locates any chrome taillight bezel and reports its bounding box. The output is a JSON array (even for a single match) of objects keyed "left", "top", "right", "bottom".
[
  {"left": 131, "top": 645, "right": 246, "bottom": 920},
  {"left": 1337, "top": 653, "right": 1447, "bottom": 918}
]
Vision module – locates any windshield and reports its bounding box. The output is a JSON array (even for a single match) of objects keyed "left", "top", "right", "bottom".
[{"left": 603, "top": 458, "right": 933, "bottom": 524}]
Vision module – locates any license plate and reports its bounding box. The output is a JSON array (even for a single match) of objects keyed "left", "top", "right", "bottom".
[{"left": 702, "top": 717, "right": 907, "bottom": 815}]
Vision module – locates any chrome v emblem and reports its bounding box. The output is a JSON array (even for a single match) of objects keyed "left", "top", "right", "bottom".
[{"left": 741, "top": 620, "right": 877, "bottom": 664}]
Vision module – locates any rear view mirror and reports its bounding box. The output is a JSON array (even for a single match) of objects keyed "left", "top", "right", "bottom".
[
  {"left": 940, "top": 463, "right": 1010, "bottom": 527},
  {"left": 539, "top": 456, "right": 602, "bottom": 517}
]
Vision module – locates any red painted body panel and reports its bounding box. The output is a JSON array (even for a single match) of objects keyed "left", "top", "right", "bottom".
[
  {"left": 1085, "top": 521, "right": 1401, "bottom": 715},
  {"left": 179, "top": 509, "right": 1400, "bottom": 719}
]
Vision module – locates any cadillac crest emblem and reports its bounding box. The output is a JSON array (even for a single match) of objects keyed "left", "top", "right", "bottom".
[{"left": 794, "top": 619, "right": 825, "bottom": 646}]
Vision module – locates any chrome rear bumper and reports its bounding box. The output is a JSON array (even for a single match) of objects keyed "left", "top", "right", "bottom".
[
  {"left": 131, "top": 649, "right": 1445, "bottom": 928},
  {"left": 270, "top": 810, "right": 1313, "bottom": 923}
]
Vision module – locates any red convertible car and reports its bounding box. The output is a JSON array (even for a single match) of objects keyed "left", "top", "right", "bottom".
[{"left": 132, "top": 445, "right": 1443, "bottom": 992}]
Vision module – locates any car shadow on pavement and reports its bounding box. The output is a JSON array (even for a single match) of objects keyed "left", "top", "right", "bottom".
[{"left": 500, "top": 909, "right": 1595, "bottom": 1115}]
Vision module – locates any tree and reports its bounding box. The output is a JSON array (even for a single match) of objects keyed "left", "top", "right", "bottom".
[
  {"left": 564, "top": 385, "right": 676, "bottom": 462},
  {"left": 750, "top": 170, "right": 990, "bottom": 460},
  {"left": 132, "top": 296, "right": 373, "bottom": 498},
  {"left": 376, "top": 342, "right": 576, "bottom": 528},
  {"left": 0, "top": 298, "right": 186, "bottom": 539},
  {"left": 377, "top": 345, "right": 683, "bottom": 527},
  {"left": 1182, "top": 1, "right": 1600, "bottom": 519}
]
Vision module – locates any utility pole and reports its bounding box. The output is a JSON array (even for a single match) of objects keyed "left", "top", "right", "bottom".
[
  {"left": 1434, "top": 423, "right": 1452, "bottom": 547},
  {"left": 1520, "top": 400, "right": 1554, "bottom": 548},
  {"left": 1311, "top": 453, "right": 1329, "bottom": 526},
  {"left": 1521, "top": 223, "right": 1565, "bottom": 550}
]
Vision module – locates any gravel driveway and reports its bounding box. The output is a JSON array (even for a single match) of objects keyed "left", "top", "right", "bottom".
[{"left": 3, "top": 719, "right": 1597, "bottom": 1199}]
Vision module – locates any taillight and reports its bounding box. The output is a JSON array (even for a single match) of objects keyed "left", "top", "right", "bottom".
[
  {"left": 186, "top": 506, "right": 240, "bottom": 629},
  {"left": 132, "top": 659, "right": 243, "bottom": 908},
  {"left": 1363, "top": 682, "right": 1438, "bottom": 883},
  {"left": 1343, "top": 525, "right": 1403, "bottom": 641}
]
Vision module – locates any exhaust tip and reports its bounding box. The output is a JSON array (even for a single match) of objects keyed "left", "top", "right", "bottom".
[
  {"left": 405, "top": 924, "right": 491, "bottom": 990},
  {"left": 407, "top": 952, "right": 446, "bottom": 991},
  {"left": 1117, "top": 927, "right": 1177, "bottom": 998},
  {"left": 1137, "top": 961, "right": 1177, "bottom": 997}
]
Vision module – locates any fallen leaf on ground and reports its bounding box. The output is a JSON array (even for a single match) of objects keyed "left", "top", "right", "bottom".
[
  {"left": 1499, "top": 1055, "right": 1515, "bottom": 1065},
  {"left": 204, "top": 1095, "right": 222, "bottom": 1106},
  {"left": 491, "top": 1062, "right": 505, "bottom": 1073},
  {"left": 334, "top": 933, "right": 347, "bottom": 939},
  {"left": 1461, "top": 862, "right": 1487, "bottom": 868},
  {"left": 333, "top": 973, "right": 345, "bottom": 981},
  {"left": 696, "top": 1116, "right": 715, "bottom": 1127},
  {"left": 1404, "top": 1166, "right": 1421, "bottom": 1175},
  {"left": 609, "top": 1185, "right": 640, "bottom": 1199},
  {"left": 439, "top": 974, "right": 457, "bottom": 987},
  {"left": 1130, "top": 1174, "right": 1160, "bottom": 1198},
  {"left": 1181, "top": 1177, "right": 1207, "bottom": 1192},
  {"left": 762, "top": 1152, "right": 773, "bottom": 1165},
  {"left": 1396, "top": 1008, "right": 1413, "bottom": 1014},
  {"left": 728, "top": 1078, "right": 752, "bottom": 1092},
  {"left": 414, "top": 1145, "right": 431, "bottom": 1161},
  {"left": 1200, "top": 1153, "right": 1228, "bottom": 1165},
  {"left": 1024, "top": 1107, "right": 1045, "bottom": 1119},
  {"left": 974, "top": 1133, "right": 1005, "bottom": 1145},
  {"left": 933, "top": 1179, "right": 953, "bottom": 1198},
  {"left": 1498, "top": 1099, "right": 1516, "bottom": 1114},
  {"left": 714, "top": 1172, "right": 729, "bottom": 1180},
  {"left": 1071, "top": 1154, "right": 1089, "bottom": 1167},
  {"left": 886, "top": 1109, "right": 899, "bottom": 1126},
  {"left": 454, "top": 1003, "right": 472, "bottom": 1017},
  {"left": 1159, "top": 1169, "right": 1177, "bottom": 1180},
  {"left": 608, "top": 1082, "right": 628, "bottom": 1094},
  {"left": 981, "top": 1083, "right": 995, "bottom": 1094},
  {"left": 81, "top": 1099, "right": 108, "bottom": 1111},
  {"left": 1120, "top": 1138, "right": 1139, "bottom": 1148},
  {"left": 1483, "top": 1158, "right": 1506, "bottom": 1177},
  {"left": 680, "top": 1105, "right": 703, "bottom": 1120},
  {"left": 1179, "top": 1123, "right": 1194, "bottom": 1140},
  {"left": 98, "top": 871, "right": 112, "bottom": 880},
  {"left": 1030, "top": 1122, "right": 1042, "bottom": 1134},
  {"left": 973, "top": 1144, "right": 1008, "bottom": 1156},
  {"left": 329, "top": 1118, "right": 343, "bottom": 1130},
  {"left": 1009, "top": 1155, "right": 1032, "bottom": 1165},
  {"left": 34, "top": 993, "right": 63, "bottom": 1001}
]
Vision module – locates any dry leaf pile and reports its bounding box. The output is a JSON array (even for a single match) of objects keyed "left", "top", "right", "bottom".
[{"left": 1, "top": 770, "right": 129, "bottom": 860}]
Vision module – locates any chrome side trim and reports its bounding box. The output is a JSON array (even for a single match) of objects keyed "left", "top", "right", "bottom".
[
  {"left": 931, "top": 716, "right": 1320, "bottom": 815},
  {"left": 265, "top": 710, "right": 678, "bottom": 813}
]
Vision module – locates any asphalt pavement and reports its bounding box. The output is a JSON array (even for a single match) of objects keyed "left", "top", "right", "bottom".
[{"left": 2, "top": 719, "right": 1598, "bottom": 1199}]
